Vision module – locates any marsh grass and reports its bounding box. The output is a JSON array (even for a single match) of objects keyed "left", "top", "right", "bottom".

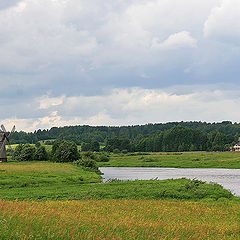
[{"left": 99, "top": 151, "right": 240, "bottom": 168}]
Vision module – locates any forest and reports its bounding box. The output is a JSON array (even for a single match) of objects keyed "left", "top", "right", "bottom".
[{"left": 10, "top": 121, "right": 238, "bottom": 152}]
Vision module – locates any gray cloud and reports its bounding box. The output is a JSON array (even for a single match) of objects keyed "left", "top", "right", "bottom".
[
  {"left": 2, "top": 85, "right": 240, "bottom": 132},
  {"left": 0, "top": 0, "right": 22, "bottom": 10},
  {"left": 1, "top": 0, "right": 240, "bottom": 130}
]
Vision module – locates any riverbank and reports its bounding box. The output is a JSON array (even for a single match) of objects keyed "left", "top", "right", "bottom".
[
  {"left": 0, "top": 162, "right": 238, "bottom": 201},
  {"left": 98, "top": 151, "right": 240, "bottom": 168}
]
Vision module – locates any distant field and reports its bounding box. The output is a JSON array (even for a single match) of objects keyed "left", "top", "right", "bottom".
[
  {"left": 8, "top": 144, "right": 240, "bottom": 169},
  {"left": 0, "top": 199, "right": 239, "bottom": 239},
  {"left": 98, "top": 151, "right": 240, "bottom": 168}
]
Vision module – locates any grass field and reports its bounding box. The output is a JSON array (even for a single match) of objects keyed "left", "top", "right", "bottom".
[
  {"left": 0, "top": 199, "right": 239, "bottom": 239},
  {"left": 0, "top": 162, "right": 236, "bottom": 201},
  {"left": 98, "top": 151, "right": 240, "bottom": 168},
  {"left": 0, "top": 161, "right": 101, "bottom": 190},
  {"left": 0, "top": 162, "right": 239, "bottom": 239}
]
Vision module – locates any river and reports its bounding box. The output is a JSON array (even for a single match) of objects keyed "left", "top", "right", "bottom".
[{"left": 100, "top": 167, "right": 240, "bottom": 196}]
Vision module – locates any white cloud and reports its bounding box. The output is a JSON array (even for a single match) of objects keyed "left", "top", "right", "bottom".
[
  {"left": 151, "top": 31, "right": 197, "bottom": 50},
  {"left": 204, "top": 0, "right": 240, "bottom": 43},
  {"left": 1, "top": 0, "right": 240, "bottom": 131},
  {"left": 2, "top": 86, "right": 240, "bottom": 132},
  {"left": 38, "top": 95, "right": 65, "bottom": 110}
]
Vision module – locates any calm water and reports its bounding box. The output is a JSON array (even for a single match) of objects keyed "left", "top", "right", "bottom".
[{"left": 100, "top": 167, "right": 240, "bottom": 196}]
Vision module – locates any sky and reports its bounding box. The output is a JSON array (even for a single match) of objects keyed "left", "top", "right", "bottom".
[{"left": 1, "top": 0, "right": 240, "bottom": 132}]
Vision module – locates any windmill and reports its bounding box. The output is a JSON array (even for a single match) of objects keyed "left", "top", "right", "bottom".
[{"left": 0, "top": 125, "right": 15, "bottom": 162}]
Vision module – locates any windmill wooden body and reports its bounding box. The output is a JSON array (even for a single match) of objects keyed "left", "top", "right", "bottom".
[{"left": 0, "top": 125, "right": 15, "bottom": 162}]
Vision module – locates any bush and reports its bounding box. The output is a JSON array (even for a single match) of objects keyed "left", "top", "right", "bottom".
[
  {"left": 35, "top": 146, "right": 48, "bottom": 161},
  {"left": 81, "top": 151, "right": 96, "bottom": 160},
  {"left": 113, "top": 148, "right": 120, "bottom": 154},
  {"left": 75, "top": 158, "right": 98, "bottom": 170},
  {"left": 13, "top": 144, "right": 36, "bottom": 161},
  {"left": 13, "top": 144, "right": 23, "bottom": 161},
  {"left": 35, "top": 142, "right": 41, "bottom": 148},
  {"left": 81, "top": 142, "right": 91, "bottom": 152},
  {"left": 51, "top": 140, "right": 79, "bottom": 162},
  {"left": 97, "top": 154, "right": 110, "bottom": 162}
]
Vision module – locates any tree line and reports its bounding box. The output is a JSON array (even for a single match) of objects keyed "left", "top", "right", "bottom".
[
  {"left": 10, "top": 121, "right": 238, "bottom": 152},
  {"left": 104, "top": 126, "right": 235, "bottom": 152},
  {"left": 12, "top": 140, "right": 110, "bottom": 170}
]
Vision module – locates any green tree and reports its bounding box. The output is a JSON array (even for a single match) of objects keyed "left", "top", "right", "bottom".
[
  {"left": 51, "top": 140, "right": 79, "bottom": 162},
  {"left": 13, "top": 144, "right": 36, "bottom": 161},
  {"left": 81, "top": 142, "right": 91, "bottom": 151},
  {"left": 35, "top": 146, "right": 48, "bottom": 161}
]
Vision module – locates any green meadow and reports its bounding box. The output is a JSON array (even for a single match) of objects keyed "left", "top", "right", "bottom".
[
  {"left": 0, "top": 155, "right": 239, "bottom": 239},
  {"left": 99, "top": 151, "right": 240, "bottom": 168},
  {"left": 0, "top": 161, "right": 236, "bottom": 201}
]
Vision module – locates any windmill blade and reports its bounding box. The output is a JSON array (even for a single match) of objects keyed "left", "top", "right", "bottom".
[
  {"left": 1, "top": 125, "right": 7, "bottom": 133},
  {"left": 8, "top": 125, "right": 16, "bottom": 139}
]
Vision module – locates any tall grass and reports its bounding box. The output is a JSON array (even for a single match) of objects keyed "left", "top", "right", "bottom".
[{"left": 0, "top": 199, "right": 239, "bottom": 239}]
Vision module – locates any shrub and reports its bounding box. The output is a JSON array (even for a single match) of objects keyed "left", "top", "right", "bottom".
[
  {"left": 81, "top": 142, "right": 91, "bottom": 152},
  {"left": 75, "top": 158, "right": 98, "bottom": 170},
  {"left": 51, "top": 140, "right": 79, "bottom": 162},
  {"left": 13, "top": 144, "right": 36, "bottom": 161},
  {"left": 113, "top": 148, "right": 120, "bottom": 154},
  {"left": 35, "top": 146, "right": 48, "bottom": 161},
  {"left": 81, "top": 151, "right": 96, "bottom": 160},
  {"left": 13, "top": 144, "right": 23, "bottom": 161},
  {"left": 35, "top": 142, "right": 41, "bottom": 148},
  {"left": 97, "top": 154, "right": 110, "bottom": 162}
]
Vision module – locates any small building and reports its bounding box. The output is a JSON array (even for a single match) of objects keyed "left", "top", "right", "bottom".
[{"left": 233, "top": 143, "right": 240, "bottom": 151}]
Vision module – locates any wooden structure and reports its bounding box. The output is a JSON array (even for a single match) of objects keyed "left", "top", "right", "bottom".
[{"left": 0, "top": 125, "right": 15, "bottom": 162}]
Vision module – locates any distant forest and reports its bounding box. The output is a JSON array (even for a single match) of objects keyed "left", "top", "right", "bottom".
[{"left": 11, "top": 121, "right": 240, "bottom": 152}]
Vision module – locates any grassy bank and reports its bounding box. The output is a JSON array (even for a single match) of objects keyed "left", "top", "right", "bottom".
[
  {"left": 0, "top": 162, "right": 101, "bottom": 189},
  {"left": 98, "top": 151, "right": 240, "bottom": 168},
  {"left": 0, "top": 162, "right": 236, "bottom": 201},
  {"left": 0, "top": 178, "right": 235, "bottom": 201},
  {"left": 0, "top": 199, "right": 239, "bottom": 239}
]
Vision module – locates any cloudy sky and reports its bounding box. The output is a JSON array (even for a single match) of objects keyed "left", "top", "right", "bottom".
[{"left": 0, "top": 0, "right": 240, "bottom": 132}]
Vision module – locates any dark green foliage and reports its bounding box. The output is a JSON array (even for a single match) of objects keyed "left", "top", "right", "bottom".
[
  {"left": 113, "top": 148, "right": 120, "bottom": 154},
  {"left": 35, "top": 142, "right": 41, "bottom": 148},
  {"left": 13, "top": 144, "right": 36, "bottom": 161},
  {"left": 74, "top": 158, "right": 98, "bottom": 170},
  {"left": 81, "top": 151, "right": 96, "bottom": 160},
  {"left": 9, "top": 121, "right": 239, "bottom": 145},
  {"left": 105, "top": 137, "right": 131, "bottom": 152},
  {"left": 35, "top": 146, "right": 48, "bottom": 161},
  {"left": 51, "top": 140, "right": 79, "bottom": 162},
  {"left": 10, "top": 121, "right": 237, "bottom": 153},
  {"left": 97, "top": 154, "right": 110, "bottom": 162},
  {"left": 90, "top": 140, "right": 100, "bottom": 152},
  {"left": 81, "top": 140, "right": 100, "bottom": 152},
  {"left": 12, "top": 144, "right": 23, "bottom": 161},
  {"left": 81, "top": 142, "right": 91, "bottom": 151},
  {"left": 75, "top": 151, "right": 98, "bottom": 170}
]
